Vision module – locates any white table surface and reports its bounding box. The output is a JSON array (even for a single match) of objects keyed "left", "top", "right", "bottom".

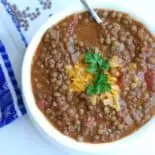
[
  {"left": 1, "top": 0, "right": 155, "bottom": 155},
  {"left": 0, "top": 116, "right": 75, "bottom": 155}
]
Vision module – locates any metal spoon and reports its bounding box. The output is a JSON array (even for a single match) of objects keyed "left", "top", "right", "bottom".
[{"left": 80, "top": 0, "right": 102, "bottom": 24}]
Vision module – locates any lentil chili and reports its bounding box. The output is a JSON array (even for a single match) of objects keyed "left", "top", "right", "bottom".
[{"left": 31, "top": 9, "right": 155, "bottom": 143}]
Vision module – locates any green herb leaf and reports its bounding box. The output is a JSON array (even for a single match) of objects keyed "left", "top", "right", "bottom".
[
  {"left": 96, "top": 82, "right": 111, "bottom": 94},
  {"left": 96, "top": 84, "right": 104, "bottom": 94},
  {"left": 86, "top": 64, "right": 97, "bottom": 73},
  {"left": 84, "top": 52, "right": 96, "bottom": 64},
  {"left": 98, "top": 59, "right": 110, "bottom": 70},
  {"left": 84, "top": 49, "right": 111, "bottom": 96},
  {"left": 103, "top": 83, "right": 111, "bottom": 92},
  {"left": 84, "top": 51, "right": 110, "bottom": 70},
  {"left": 95, "top": 73, "right": 107, "bottom": 85},
  {"left": 86, "top": 84, "right": 97, "bottom": 96},
  {"left": 93, "top": 53, "right": 102, "bottom": 62}
]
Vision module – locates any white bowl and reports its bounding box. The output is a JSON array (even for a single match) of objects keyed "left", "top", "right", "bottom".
[{"left": 22, "top": 0, "right": 155, "bottom": 153}]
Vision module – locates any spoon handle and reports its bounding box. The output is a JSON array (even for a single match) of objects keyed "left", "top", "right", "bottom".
[{"left": 80, "top": 0, "right": 102, "bottom": 24}]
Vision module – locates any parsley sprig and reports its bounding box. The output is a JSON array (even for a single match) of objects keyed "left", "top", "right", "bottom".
[{"left": 84, "top": 49, "right": 111, "bottom": 96}]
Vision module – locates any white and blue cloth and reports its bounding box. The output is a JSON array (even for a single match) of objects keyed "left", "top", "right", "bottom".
[{"left": 0, "top": 41, "right": 25, "bottom": 127}]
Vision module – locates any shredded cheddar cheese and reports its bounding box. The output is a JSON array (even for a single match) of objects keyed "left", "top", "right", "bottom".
[
  {"left": 108, "top": 72, "right": 121, "bottom": 111},
  {"left": 109, "top": 56, "right": 121, "bottom": 68},
  {"left": 65, "top": 63, "right": 93, "bottom": 92},
  {"left": 107, "top": 73, "right": 117, "bottom": 84},
  {"left": 90, "top": 95, "right": 98, "bottom": 105},
  {"left": 111, "top": 90, "right": 120, "bottom": 111},
  {"left": 99, "top": 87, "right": 120, "bottom": 111},
  {"left": 98, "top": 73, "right": 121, "bottom": 111}
]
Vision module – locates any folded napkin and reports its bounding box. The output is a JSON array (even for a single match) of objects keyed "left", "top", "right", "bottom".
[{"left": 0, "top": 0, "right": 80, "bottom": 127}]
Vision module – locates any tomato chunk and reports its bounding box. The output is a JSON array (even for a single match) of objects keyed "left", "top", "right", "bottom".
[
  {"left": 145, "top": 69, "right": 155, "bottom": 92},
  {"left": 117, "top": 74, "right": 123, "bottom": 88},
  {"left": 37, "top": 100, "right": 45, "bottom": 111}
]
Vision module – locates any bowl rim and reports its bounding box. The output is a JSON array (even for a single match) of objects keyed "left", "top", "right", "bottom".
[{"left": 22, "top": 0, "right": 155, "bottom": 152}]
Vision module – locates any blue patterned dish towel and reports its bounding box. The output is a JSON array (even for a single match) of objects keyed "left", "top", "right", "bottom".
[{"left": 0, "top": 41, "right": 26, "bottom": 127}]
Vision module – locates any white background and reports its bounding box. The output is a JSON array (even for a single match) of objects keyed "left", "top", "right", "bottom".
[{"left": 0, "top": 0, "right": 155, "bottom": 155}]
